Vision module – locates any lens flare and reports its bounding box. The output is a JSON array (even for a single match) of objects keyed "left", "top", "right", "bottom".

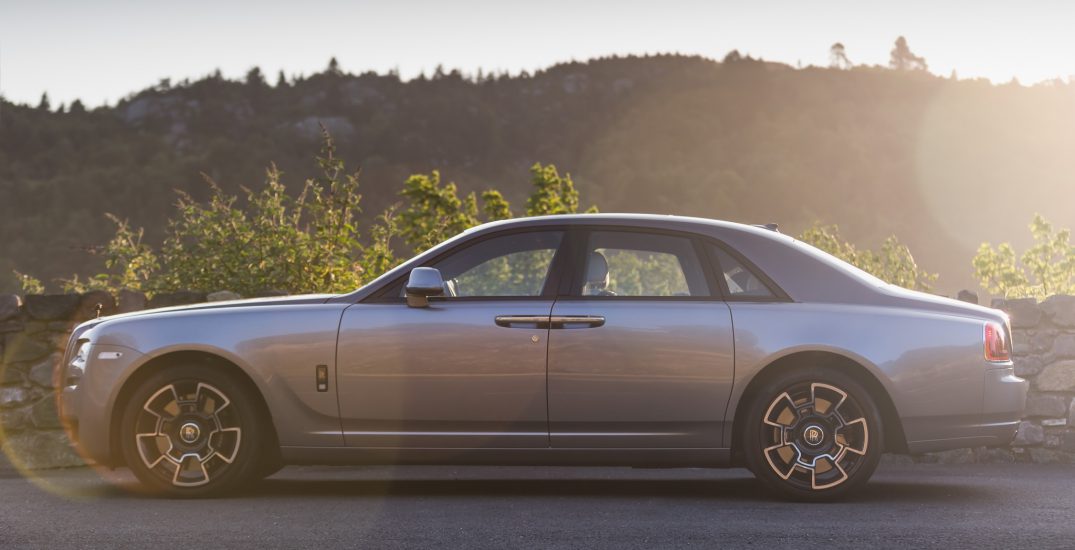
[{"left": 0, "top": 360, "right": 127, "bottom": 500}]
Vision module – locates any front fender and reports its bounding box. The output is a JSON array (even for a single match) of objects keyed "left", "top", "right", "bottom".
[{"left": 72, "top": 303, "right": 348, "bottom": 465}]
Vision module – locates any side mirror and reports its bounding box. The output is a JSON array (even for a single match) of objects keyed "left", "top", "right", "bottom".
[{"left": 405, "top": 267, "right": 445, "bottom": 308}]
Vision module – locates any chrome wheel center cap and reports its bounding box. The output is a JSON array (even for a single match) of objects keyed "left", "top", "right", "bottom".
[
  {"left": 803, "top": 425, "right": 825, "bottom": 447},
  {"left": 179, "top": 422, "right": 201, "bottom": 444}
]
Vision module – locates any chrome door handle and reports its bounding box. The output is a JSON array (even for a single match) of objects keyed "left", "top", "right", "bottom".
[
  {"left": 495, "top": 315, "right": 550, "bottom": 328},
  {"left": 549, "top": 315, "right": 605, "bottom": 328}
]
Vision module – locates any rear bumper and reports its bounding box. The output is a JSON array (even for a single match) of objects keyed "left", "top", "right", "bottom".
[{"left": 906, "top": 366, "right": 1027, "bottom": 454}]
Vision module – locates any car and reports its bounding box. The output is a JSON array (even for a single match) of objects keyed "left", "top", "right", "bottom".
[{"left": 59, "top": 214, "right": 1028, "bottom": 500}]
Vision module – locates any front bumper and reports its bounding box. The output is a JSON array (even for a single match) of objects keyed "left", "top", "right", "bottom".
[{"left": 60, "top": 344, "right": 145, "bottom": 466}]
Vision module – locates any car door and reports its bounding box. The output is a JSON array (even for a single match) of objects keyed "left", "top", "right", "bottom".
[
  {"left": 547, "top": 228, "right": 735, "bottom": 448},
  {"left": 336, "top": 229, "right": 566, "bottom": 448}
]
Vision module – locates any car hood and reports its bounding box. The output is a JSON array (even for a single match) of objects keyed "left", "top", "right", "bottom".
[{"left": 73, "top": 293, "right": 338, "bottom": 334}]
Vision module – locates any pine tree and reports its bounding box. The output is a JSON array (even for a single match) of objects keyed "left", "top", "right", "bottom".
[
  {"left": 889, "top": 36, "right": 928, "bottom": 71},
  {"left": 829, "top": 43, "right": 852, "bottom": 69},
  {"left": 245, "top": 67, "right": 266, "bottom": 86}
]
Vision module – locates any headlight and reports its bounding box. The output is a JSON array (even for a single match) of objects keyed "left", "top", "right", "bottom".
[{"left": 66, "top": 340, "right": 90, "bottom": 388}]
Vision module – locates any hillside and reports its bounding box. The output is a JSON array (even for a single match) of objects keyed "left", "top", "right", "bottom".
[{"left": 2, "top": 54, "right": 1074, "bottom": 294}]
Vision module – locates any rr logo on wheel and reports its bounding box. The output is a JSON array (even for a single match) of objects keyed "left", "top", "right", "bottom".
[
  {"left": 179, "top": 422, "right": 201, "bottom": 444},
  {"left": 804, "top": 426, "right": 823, "bottom": 446}
]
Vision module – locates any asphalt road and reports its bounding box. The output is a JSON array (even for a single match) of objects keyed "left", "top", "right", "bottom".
[{"left": 1, "top": 462, "right": 1073, "bottom": 549}]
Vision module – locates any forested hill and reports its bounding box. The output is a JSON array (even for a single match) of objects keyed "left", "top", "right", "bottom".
[{"left": 3, "top": 54, "right": 1074, "bottom": 294}]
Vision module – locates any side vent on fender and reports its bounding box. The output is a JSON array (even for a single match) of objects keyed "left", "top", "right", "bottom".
[{"left": 316, "top": 365, "right": 329, "bottom": 392}]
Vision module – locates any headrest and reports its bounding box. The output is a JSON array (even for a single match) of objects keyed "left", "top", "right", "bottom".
[{"left": 585, "top": 250, "right": 610, "bottom": 288}]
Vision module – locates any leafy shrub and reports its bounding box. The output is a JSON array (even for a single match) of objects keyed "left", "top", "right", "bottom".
[
  {"left": 798, "top": 223, "right": 938, "bottom": 291},
  {"left": 12, "top": 271, "right": 44, "bottom": 295},
  {"left": 17, "top": 130, "right": 946, "bottom": 298},
  {"left": 973, "top": 214, "right": 1075, "bottom": 299},
  {"left": 153, "top": 139, "right": 372, "bottom": 295},
  {"left": 55, "top": 214, "right": 158, "bottom": 293},
  {"left": 21, "top": 133, "right": 594, "bottom": 296}
]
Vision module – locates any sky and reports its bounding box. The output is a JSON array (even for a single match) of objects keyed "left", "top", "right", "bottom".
[{"left": 1, "top": 0, "right": 1074, "bottom": 107}]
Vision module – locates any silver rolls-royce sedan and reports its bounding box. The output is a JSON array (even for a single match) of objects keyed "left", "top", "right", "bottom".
[{"left": 59, "top": 214, "right": 1027, "bottom": 500}]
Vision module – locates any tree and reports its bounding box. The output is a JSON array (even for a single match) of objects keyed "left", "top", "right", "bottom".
[
  {"left": 974, "top": 214, "right": 1075, "bottom": 299},
  {"left": 723, "top": 50, "right": 743, "bottom": 64},
  {"left": 37, "top": 92, "right": 50, "bottom": 111},
  {"left": 480, "top": 190, "right": 513, "bottom": 221},
  {"left": 525, "top": 163, "right": 595, "bottom": 216},
  {"left": 397, "top": 171, "right": 480, "bottom": 252},
  {"left": 889, "top": 36, "right": 927, "bottom": 71},
  {"left": 245, "top": 67, "right": 267, "bottom": 87},
  {"left": 276, "top": 70, "right": 288, "bottom": 88},
  {"left": 327, "top": 57, "right": 341, "bottom": 75},
  {"left": 829, "top": 43, "right": 852, "bottom": 70},
  {"left": 799, "top": 223, "right": 937, "bottom": 291},
  {"left": 69, "top": 99, "right": 86, "bottom": 114}
]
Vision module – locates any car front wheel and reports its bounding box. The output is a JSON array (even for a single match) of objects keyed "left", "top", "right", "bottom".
[
  {"left": 120, "top": 364, "right": 264, "bottom": 497},
  {"left": 743, "top": 367, "right": 883, "bottom": 501}
]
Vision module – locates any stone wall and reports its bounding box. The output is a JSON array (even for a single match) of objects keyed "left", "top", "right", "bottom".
[
  {"left": 0, "top": 290, "right": 221, "bottom": 469},
  {"left": 2, "top": 290, "right": 1074, "bottom": 469},
  {"left": 990, "top": 295, "right": 1075, "bottom": 463}
]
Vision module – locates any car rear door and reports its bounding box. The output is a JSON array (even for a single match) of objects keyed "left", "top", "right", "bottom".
[{"left": 546, "top": 228, "right": 735, "bottom": 448}]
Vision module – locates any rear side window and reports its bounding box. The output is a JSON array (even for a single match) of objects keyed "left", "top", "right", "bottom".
[
  {"left": 578, "top": 231, "right": 711, "bottom": 297},
  {"left": 710, "top": 245, "right": 776, "bottom": 299}
]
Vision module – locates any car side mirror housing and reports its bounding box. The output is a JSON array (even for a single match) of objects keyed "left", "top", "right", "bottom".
[{"left": 405, "top": 267, "right": 445, "bottom": 308}]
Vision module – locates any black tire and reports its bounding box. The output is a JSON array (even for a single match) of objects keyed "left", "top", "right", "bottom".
[
  {"left": 120, "top": 364, "right": 265, "bottom": 497},
  {"left": 742, "top": 367, "right": 883, "bottom": 502}
]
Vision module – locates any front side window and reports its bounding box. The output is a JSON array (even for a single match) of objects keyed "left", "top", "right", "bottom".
[
  {"left": 578, "top": 231, "right": 710, "bottom": 297},
  {"left": 429, "top": 231, "right": 564, "bottom": 297}
]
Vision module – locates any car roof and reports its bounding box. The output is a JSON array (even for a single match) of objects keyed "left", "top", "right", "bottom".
[{"left": 464, "top": 213, "right": 776, "bottom": 237}]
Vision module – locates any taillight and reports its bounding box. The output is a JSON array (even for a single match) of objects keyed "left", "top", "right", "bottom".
[{"left": 984, "top": 322, "right": 1011, "bottom": 362}]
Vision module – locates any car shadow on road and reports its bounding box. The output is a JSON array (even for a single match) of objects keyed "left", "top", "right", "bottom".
[
  {"left": 241, "top": 476, "right": 998, "bottom": 504},
  {"left": 27, "top": 466, "right": 999, "bottom": 503}
]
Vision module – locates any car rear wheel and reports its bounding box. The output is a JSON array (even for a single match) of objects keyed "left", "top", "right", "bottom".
[
  {"left": 742, "top": 367, "right": 883, "bottom": 501},
  {"left": 120, "top": 365, "right": 264, "bottom": 497}
]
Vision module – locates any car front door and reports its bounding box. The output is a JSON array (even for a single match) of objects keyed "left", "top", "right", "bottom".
[
  {"left": 547, "top": 228, "right": 736, "bottom": 448},
  {"left": 336, "top": 229, "right": 565, "bottom": 448}
]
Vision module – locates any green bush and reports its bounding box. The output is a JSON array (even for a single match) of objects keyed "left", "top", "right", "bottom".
[
  {"left": 15, "top": 132, "right": 949, "bottom": 298},
  {"left": 798, "top": 223, "right": 938, "bottom": 291},
  {"left": 973, "top": 214, "right": 1075, "bottom": 299},
  {"left": 22, "top": 132, "right": 594, "bottom": 296}
]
